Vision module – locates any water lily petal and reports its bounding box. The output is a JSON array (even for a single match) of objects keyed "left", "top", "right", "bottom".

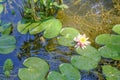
[{"left": 74, "top": 34, "right": 90, "bottom": 49}]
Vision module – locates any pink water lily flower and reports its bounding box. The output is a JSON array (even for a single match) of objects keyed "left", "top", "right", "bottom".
[{"left": 73, "top": 34, "right": 91, "bottom": 49}]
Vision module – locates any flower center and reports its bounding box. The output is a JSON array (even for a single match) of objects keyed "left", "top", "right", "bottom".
[{"left": 80, "top": 38, "right": 86, "bottom": 43}]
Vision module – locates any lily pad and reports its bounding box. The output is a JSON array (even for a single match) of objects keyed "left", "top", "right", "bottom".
[
  {"left": 96, "top": 32, "right": 120, "bottom": 60},
  {"left": 59, "top": 63, "right": 81, "bottom": 80},
  {"left": 48, "top": 63, "right": 81, "bottom": 80},
  {"left": 112, "top": 24, "right": 120, "bottom": 34},
  {"left": 60, "top": 28, "right": 79, "bottom": 37},
  {"left": 95, "top": 34, "right": 111, "bottom": 45},
  {"left": 102, "top": 65, "right": 120, "bottom": 80},
  {"left": 47, "top": 71, "right": 65, "bottom": 80},
  {"left": 0, "top": 22, "right": 11, "bottom": 31},
  {"left": 29, "top": 22, "right": 48, "bottom": 34},
  {"left": 18, "top": 19, "right": 62, "bottom": 38},
  {"left": 0, "top": 35, "right": 16, "bottom": 54},
  {"left": 17, "top": 22, "right": 35, "bottom": 34},
  {"left": 0, "top": 4, "right": 3, "bottom": 14},
  {"left": 0, "top": 22, "right": 12, "bottom": 35},
  {"left": 57, "top": 27, "right": 79, "bottom": 46},
  {"left": 0, "top": 0, "right": 5, "bottom": 2},
  {"left": 71, "top": 56, "right": 99, "bottom": 71},
  {"left": 57, "top": 36, "right": 75, "bottom": 46},
  {"left": 110, "top": 35, "right": 120, "bottom": 45},
  {"left": 30, "top": 19, "right": 62, "bottom": 38},
  {"left": 18, "top": 57, "right": 49, "bottom": 80},
  {"left": 71, "top": 46, "right": 101, "bottom": 71},
  {"left": 42, "top": 19, "right": 62, "bottom": 38},
  {"left": 1, "top": 27, "right": 12, "bottom": 35},
  {"left": 99, "top": 46, "right": 120, "bottom": 60},
  {"left": 95, "top": 34, "right": 120, "bottom": 45},
  {"left": 76, "top": 45, "right": 101, "bottom": 62}
]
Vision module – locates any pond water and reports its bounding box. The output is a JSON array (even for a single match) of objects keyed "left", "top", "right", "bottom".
[{"left": 0, "top": 0, "right": 120, "bottom": 80}]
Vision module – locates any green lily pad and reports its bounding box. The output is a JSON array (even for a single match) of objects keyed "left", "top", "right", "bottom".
[
  {"left": 0, "top": 0, "right": 5, "bottom": 2},
  {"left": 95, "top": 34, "right": 120, "bottom": 45},
  {"left": 95, "top": 34, "right": 111, "bottom": 45},
  {"left": 18, "top": 19, "right": 62, "bottom": 38},
  {"left": 57, "top": 36, "right": 75, "bottom": 46},
  {"left": 1, "top": 27, "right": 12, "bottom": 35},
  {"left": 0, "top": 22, "right": 11, "bottom": 31},
  {"left": 110, "top": 35, "right": 120, "bottom": 45},
  {"left": 71, "top": 46, "right": 101, "bottom": 71},
  {"left": 0, "top": 4, "right": 3, "bottom": 13},
  {"left": 112, "top": 24, "right": 120, "bottom": 34},
  {"left": 42, "top": 19, "right": 62, "bottom": 38},
  {"left": 17, "top": 22, "right": 35, "bottom": 34},
  {"left": 0, "top": 35, "right": 16, "bottom": 54},
  {"left": 48, "top": 63, "right": 81, "bottom": 80},
  {"left": 71, "top": 56, "right": 99, "bottom": 71},
  {"left": 18, "top": 57, "right": 49, "bottom": 80},
  {"left": 60, "top": 28, "right": 79, "bottom": 37},
  {"left": 47, "top": 71, "right": 65, "bottom": 80},
  {"left": 96, "top": 32, "right": 120, "bottom": 60},
  {"left": 76, "top": 45, "right": 100, "bottom": 58},
  {"left": 57, "top": 27, "right": 79, "bottom": 46},
  {"left": 102, "top": 65, "right": 120, "bottom": 80},
  {"left": 0, "top": 22, "right": 12, "bottom": 35},
  {"left": 30, "top": 19, "right": 62, "bottom": 38},
  {"left": 99, "top": 46, "right": 120, "bottom": 60},
  {"left": 29, "top": 22, "right": 46, "bottom": 34},
  {"left": 59, "top": 63, "right": 81, "bottom": 80},
  {"left": 106, "top": 44, "right": 120, "bottom": 53}
]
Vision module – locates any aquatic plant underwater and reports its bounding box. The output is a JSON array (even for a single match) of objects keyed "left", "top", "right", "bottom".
[{"left": 0, "top": 0, "right": 120, "bottom": 80}]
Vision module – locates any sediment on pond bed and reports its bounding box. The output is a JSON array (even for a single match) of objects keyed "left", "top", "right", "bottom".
[{"left": 57, "top": 0, "right": 120, "bottom": 47}]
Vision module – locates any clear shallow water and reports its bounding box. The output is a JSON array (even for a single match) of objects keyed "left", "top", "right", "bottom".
[{"left": 0, "top": 0, "right": 115, "bottom": 80}]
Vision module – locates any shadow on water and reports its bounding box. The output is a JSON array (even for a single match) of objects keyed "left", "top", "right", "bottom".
[{"left": 0, "top": 0, "right": 120, "bottom": 80}]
